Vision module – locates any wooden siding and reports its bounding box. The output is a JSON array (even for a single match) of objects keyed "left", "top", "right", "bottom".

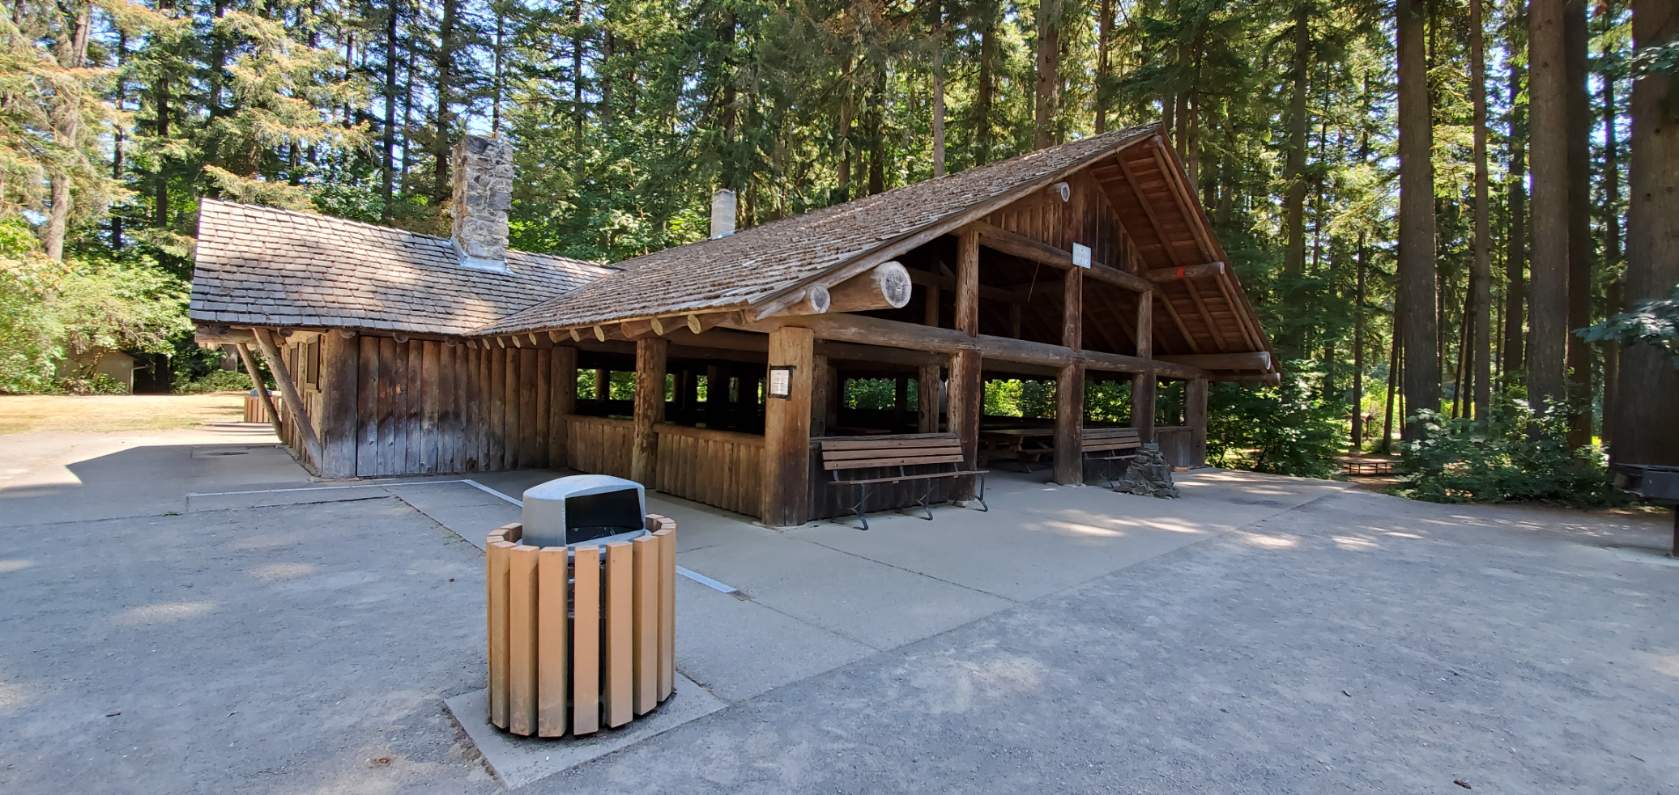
[
  {"left": 563, "top": 415, "right": 634, "bottom": 478},
  {"left": 653, "top": 424, "right": 763, "bottom": 516},
  {"left": 1154, "top": 426, "right": 1197, "bottom": 468}
]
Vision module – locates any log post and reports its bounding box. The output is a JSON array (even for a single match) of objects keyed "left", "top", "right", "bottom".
[
  {"left": 630, "top": 338, "right": 667, "bottom": 485},
  {"left": 705, "top": 365, "right": 724, "bottom": 428},
  {"left": 551, "top": 346, "right": 577, "bottom": 468},
  {"left": 317, "top": 330, "right": 360, "bottom": 478},
  {"left": 811, "top": 354, "right": 830, "bottom": 437},
  {"left": 1054, "top": 265, "right": 1085, "bottom": 485},
  {"left": 594, "top": 368, "right": 610, "bottom": 401},
  {"left": 762, "top": 326, "right": 814, "bottom": 526},
  {"left": 949, "top": 350, "right": 983, "bottom": 500},
  {"left": 952, "top": 227, "right": 983, "bottom": 500},
  {"left": 1186, "top": 377, "right": 1209, "bottom": 467},
  {"left": 893, "top": 375, "right": 909, "bottom": 430},
  {"left": 252, "top": 327, "right": 324, "bottom": 469},
  {"left": 956, "top": 228, "right": 980, "bottom": 335},
  {"left": 917, "top": 363, "right": 941, "bottom": 433},
  {"left": 1133, "top": 291, "right": 1156, "bottom": 443}
]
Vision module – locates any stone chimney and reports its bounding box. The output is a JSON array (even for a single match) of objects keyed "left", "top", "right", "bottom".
[
  {"left": 450, "top": 135, "right": 514, "bottom": 270},
  {"left": 709, "top": 188, "right": 736, "bottom": 239}
]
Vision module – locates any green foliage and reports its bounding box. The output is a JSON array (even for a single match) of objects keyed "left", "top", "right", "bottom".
[
  {"left": 0, "top": 221, "right": 191, "bottom": 393},
  {"left": 1577, "top": 284, "right": 1679, "bottom": 368},
  {"left": 983, "top": 379, "right": 1054, "bottom": 418},
  {"left": 173, "top": 367, "right": 254, "bottom": 394},
  {"left": 1206, "top": 374, "right": 1344, "bottom": 479},
  {"left": 1397, "top": 401, "right": 1620, "bottom": 508},
  {"left": 57, "top": 372, "right": 131, "bottom": 395}
]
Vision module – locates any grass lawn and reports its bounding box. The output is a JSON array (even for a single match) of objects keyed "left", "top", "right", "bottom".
[{"left": 0, "top": 393, "right": 247, "bottom": 435}]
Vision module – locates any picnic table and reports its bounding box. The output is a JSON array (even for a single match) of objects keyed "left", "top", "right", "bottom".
[{"left": 979, "top": 427, "right": 1056, "bottom": 471}]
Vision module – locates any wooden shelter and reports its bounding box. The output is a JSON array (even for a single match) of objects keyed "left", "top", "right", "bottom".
[{"left": 191, "top": 124, "right": 1277, "bottom": 526}]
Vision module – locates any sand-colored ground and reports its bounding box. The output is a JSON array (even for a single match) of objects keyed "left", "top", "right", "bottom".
[{"left": 0, "top": 393, "right": 246, "bottom": 435}]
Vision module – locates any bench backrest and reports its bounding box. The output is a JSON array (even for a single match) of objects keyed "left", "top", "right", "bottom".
[
  {"left": 1082, "top": 427, "right": 1141, "bottom": 452},
  {"left": 820, "top": 434, "right": 966, "bottom": 471}
]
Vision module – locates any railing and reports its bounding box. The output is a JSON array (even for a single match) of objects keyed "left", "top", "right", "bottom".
[
  {"left": 564, "top": 415, "right": 634, "bottom": 479},
  {"left": 654, "top": 424, "right": 764, "bottom": 517}
]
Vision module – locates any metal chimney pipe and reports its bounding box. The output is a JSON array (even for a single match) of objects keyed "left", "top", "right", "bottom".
[{"left": 710, "top": 189, "right": 737, "bottom": 239}]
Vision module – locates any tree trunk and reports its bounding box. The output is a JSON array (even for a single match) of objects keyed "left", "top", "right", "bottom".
[
  {"left": 1503, "top": 9, "right": 1528, "bottom": 386},
  {"left": 1599, "top": 0, "right": 1622, "bottom": 444},
  {"left": 1095, "top": 0, "right": 1113, "bottom": 133},
  {"left": 1033, "top": 0, "right": 1061, "bottom": 149},
  {"left": 1610, "top": 0, "right": 1679, "bottom": 467},
  {"left": 1527, "top": 0, "right": 1570, "bottom": 412},
  {"left": 930, "top": 0, "right": 946, "bottom": 177},
  {"left": 43, "top": 0, "right": 92, "bottom": 262},
  {"left": 1381, "top": 316, "right": 1400, "bottom": 454},
  {"left": 1469, "top": 0, "right": 1492, "bottom": 423},
  {"left": 1397, "top": 0, "right": 1439, "bottom": 437},
  {"left": 433, "top": 0, "right": 458, "bottom": 206},
  {"left": 1352, "top": 231, "right": 1368, "bottom": 449},
  {"left": 381, "top": 0, "right": 400, "bottom": 222},
  {"left": 1564, "top": 0, "right": 1593, "bottom": 445},
  {"left": 974, "top": 5, "right": 997, "bottom": 163},
  {"left": 1280, "top": 4, "right": 1310, "bottom": 357},
  {"left": 111, "top": 29, "right": 126, "bottom": 249}
]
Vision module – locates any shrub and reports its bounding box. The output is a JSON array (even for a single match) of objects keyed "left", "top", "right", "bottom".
[
  {"left": 1206, "top": 372, "right": 1344, "bottom": 479},
  {"left": 1397, "top": 400, "right": 1620, "bottom": 508},
  {"left": 173, "top": 368, "right": 256, "bottom": 394},
  {"left": 54, "top": 373, "right": 131, "bottom": 395}
]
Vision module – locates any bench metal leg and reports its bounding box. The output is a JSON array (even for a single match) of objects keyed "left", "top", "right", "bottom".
[
  {"left": 970, "top": 473, "right": 989, "bottom": 512},
  {"left": 901, "top": 482, "right": 936, "bottom": 521}
]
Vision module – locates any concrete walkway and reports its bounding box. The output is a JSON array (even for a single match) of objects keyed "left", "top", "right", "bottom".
[{"left": 2, "top": 426, "right": 1675, "bottom": 792}]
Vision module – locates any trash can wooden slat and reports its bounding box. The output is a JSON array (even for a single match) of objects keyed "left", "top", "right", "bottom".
[{"left": 484, "top": 515, "right": 676, "bottom": 738}]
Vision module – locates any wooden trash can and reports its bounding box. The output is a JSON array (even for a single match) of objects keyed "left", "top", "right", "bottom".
[
  {"left": 242, "top": 391, "right": 278, "bottom": 423},
  {"left": 484, "top": 514, "right": 677, "bottom": 737}
]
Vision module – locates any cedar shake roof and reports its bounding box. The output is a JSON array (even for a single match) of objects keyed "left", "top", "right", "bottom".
[
  {"left": 189, "top": 199, "right": 612, "bottom": 335},
  {"left": 482, "top": 124, "right": 1160, "bottom": 335}
]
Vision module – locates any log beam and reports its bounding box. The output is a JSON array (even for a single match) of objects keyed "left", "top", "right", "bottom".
[
  {"left": 826, "top": 261, "right": 913, "bottom": 313},
  {"left": 251, "top": 327, "right": 324, "bottom": 469},
  {"left": 1157, "top": 352, "right": 1271, "bottom": 371},
  {"left": 234, "top": 342, "right": 285, "bottom": 445},
  {"left": 971, "top": 221, "right": 1151, "bottom": 292},
  {"left": 1144, "top": 261, "right": 1226, "bottom": 282}
]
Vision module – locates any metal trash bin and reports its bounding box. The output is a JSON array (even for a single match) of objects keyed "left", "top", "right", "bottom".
[{"left": 485, "top": 475, "right": 676, "bottom": 738}]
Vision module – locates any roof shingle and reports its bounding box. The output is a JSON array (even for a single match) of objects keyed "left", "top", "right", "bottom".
[
  {"left": 481, "top": 124, "right": 1158, "bottom": 335},
  {"left": 189, "top": 200, "right": 612, "bottom": 335}
]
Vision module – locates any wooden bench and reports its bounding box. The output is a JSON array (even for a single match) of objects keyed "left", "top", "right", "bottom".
[
  {"left": 1082, "top": 427, "right": 1142, "bottom": 485},
  {"left": 819, "top": 434, "right": 988, "bottom": 530}
]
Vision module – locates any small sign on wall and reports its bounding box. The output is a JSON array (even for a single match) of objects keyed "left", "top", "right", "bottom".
[
  {"left": 767, "top": 366, "right": 795, "bottom": 399},
  {"left": 1071, "top": 243, "right": 1092, "bottom": 269}
]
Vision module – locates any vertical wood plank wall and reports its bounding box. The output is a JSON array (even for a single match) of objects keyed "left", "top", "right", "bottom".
[{"left": 346, "top": 338, "right": 570, "bottom": 477}]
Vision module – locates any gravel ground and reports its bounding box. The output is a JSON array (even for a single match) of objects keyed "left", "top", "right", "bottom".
[{"left": 2, "top": 476, "right": 1673, "bottom": 793}]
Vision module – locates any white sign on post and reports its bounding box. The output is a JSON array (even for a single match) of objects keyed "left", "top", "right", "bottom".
[
  {"left": 1071, "top": 243, "right": 1092, "bottom": 269},
  {"left": 768, "top": 366, "right": 793, "bottom": 398}
]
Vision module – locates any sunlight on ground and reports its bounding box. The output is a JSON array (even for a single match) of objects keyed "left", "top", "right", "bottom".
[
  {"left": 0, "top": 393, "right": 246, "bottom": 435},
  {"left": 248, "top": 562, "right": 320, "bottom": 582},
  {"left": 116, "top": 600, "right": 216, "bottom": 626},
  {"left": 0, "top": 559, "right": 33, "bottom": 574},
  {"left": 1239, "top": 532, "right": 1299, "bottom": 549}
]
